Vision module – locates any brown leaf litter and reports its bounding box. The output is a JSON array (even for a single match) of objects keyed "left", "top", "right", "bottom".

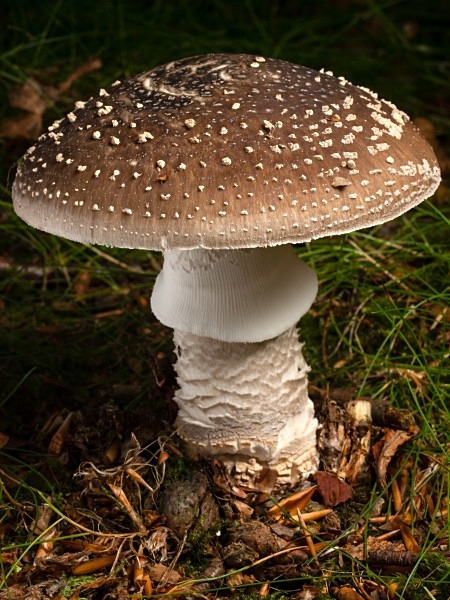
[
  {"left": 0, "top": 58, "right": 102, "bottom": 141},
  {"left": 0, "top": 389, "right": 448, "bottom": 599}
]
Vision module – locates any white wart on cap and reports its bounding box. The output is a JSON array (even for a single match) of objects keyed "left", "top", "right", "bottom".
[{"left": 12, "top": 54, "right": 441, "bottom": 251}]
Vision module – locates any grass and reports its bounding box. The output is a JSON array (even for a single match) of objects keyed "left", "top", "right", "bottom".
[{"left": 0, "top": 0, "right": 449, "bottom": 598}]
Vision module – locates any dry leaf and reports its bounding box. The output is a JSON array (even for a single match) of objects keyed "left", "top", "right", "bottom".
[
  {"left": 232, "top": 498, "right": 254, "bottom": 518},
  {"left": 391, "top": 478, "right": 404, "bottom": 513},
  {"left": 31, "top": 503, "right": 53, "bottom": 535},
  {"left": 9, "top": 79, "right": 47, "bottom": 114},
  {"left": 108, "top": 483, "right": 146, "bottom": 532},
  {"left": 288, "top": 508, "right": 333, "bottom": 524},
  {"left": 314, "top": 471, "right": 353, "bottom": 507},
  {"left": 398, "top": 522, "right": 421, "bottom": 553},
  {"left": 158, "top": 451, "right": 170, "bottom": 464},
  {"left": 133, "top": 546, "right": 153, "bottom": 596},
  {"left": 253, "top": 466, "right": 278, "bottom": 494},
  {"left": 134, "top": 567, "right": 152, "bottom": 596},
  {"left": 104, "top": 437, "right": 121, "bottom": 464},
  {"left": 48, "top": 412, "right": 74, "bottom": 455},
  {"left": 0, "top": 58, "right": 102, "bottom": 141},
  {"left": 0, "top": 112, "right": 43, "bottom": 140},
  {"left": 33, "top": 526, "right": 57, "bottom": 563},
  {"left": 268, "top": 485, "right": 317, "bottom": 517},
  {"left": 374, "top": 427, "right": 419, "bottom": 487},
  {"left": 148, "top": 563, "right": 182, "bottom": 585},
  {"left": 72, "top": 555, "right": 116, "bottom": 575},
  {"left": 336, "top": 587, "right": 365, "bottom": 600},
  {"left": 212, "top": 470, "right": 248, "bottom": 498},
  {"left": 125, "top": 467, "right": 155, "bottom": 493}
]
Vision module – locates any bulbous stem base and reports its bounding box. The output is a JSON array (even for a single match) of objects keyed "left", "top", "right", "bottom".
[{"left": 173, "top": 326, "right": 319, "bottom": 485}]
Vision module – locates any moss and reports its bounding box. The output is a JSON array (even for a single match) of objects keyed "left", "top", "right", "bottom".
[
  {"left": 394, "top": 552, "right": 450, "bottom": 600},
  {"left": 60, "top": 576, "right": 96, "bottom": 598}
]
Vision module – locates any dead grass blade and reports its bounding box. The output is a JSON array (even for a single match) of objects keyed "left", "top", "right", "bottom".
[{"left": 107, "top": 483, "right": 147, "bottom": 533}]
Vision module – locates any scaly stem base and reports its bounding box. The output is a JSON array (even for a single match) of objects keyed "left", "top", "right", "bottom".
[{"left": 173, "top": 326, "right": 319, "bottom": 484}]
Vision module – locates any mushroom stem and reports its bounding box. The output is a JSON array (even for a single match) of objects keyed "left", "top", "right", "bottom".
[
  {"left": 151, "top": 246, "right": 319, "bottom": 483},
  {"left": 172, "top": 326, "right": 318, "bottom": 483}
]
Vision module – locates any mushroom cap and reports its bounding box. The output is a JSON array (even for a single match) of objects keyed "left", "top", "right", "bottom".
[{"left": 12, "top": 54, "right": 441, "bottom": 251}]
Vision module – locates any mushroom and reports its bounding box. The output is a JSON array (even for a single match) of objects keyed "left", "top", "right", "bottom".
[{"left": 12, "top": 54, "right": 441, "bottom": 484}]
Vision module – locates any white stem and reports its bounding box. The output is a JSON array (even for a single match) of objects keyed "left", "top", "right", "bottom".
[
  {"left": 150, "top": 245, "right": 319, "bottom": 483},
  {"left": 173, "top": 326, "right": 318, "bottom": 483}
]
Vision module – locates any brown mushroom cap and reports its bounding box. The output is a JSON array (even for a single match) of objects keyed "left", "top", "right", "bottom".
[{"left": 12, "top": 53, "right": 441, "bottom": 251}]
